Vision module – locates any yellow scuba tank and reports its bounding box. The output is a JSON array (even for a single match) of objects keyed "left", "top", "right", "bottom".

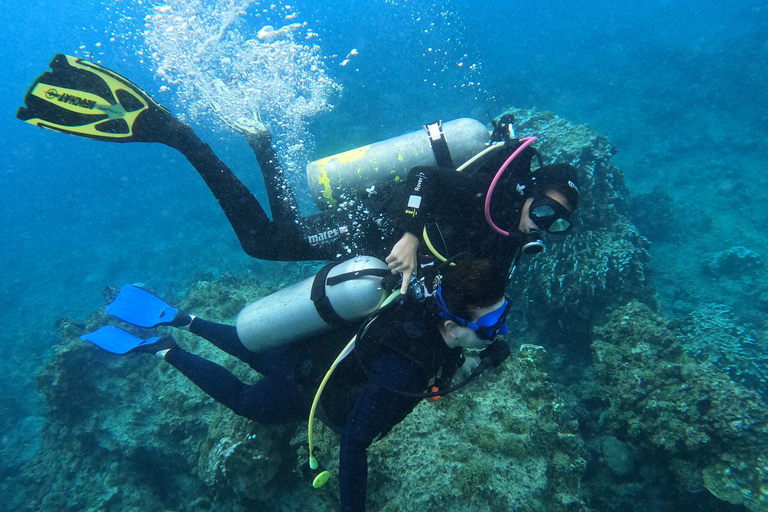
[
  {"left": 306, "top": 118, "right": 490, "bottom": 209},
  {"left": 235, "top": 256, "right": 389, "bottom": 352}
]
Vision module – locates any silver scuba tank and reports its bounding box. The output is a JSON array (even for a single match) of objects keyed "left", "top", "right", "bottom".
[
  {"left": 236, "top": 256, "right": 389, "bottom": 352},
  {"left": 306, "top": 118, "right": 490, "bottom": 209}
]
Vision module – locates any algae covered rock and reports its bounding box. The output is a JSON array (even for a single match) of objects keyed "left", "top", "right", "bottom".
[
  {"left": 364, "top": 345, "right": 588, "bottom": 512},
  {"left": 702, "top": 455, "right": 768, "bottom": 512},
  {"left": 201, "top": 435, "right": 280, "bottom": 499},
  {"left": 706, "top": 246, "right": 763, "bottom": 280},
  {"left": 599, "top": 435, "right": 635, "bottom": 479},
  {"left": 30, "top": 332, "right": 219, "bottom": 512},
  {"left": 590, "top": 301, "right": 768, "bottom": 511}
]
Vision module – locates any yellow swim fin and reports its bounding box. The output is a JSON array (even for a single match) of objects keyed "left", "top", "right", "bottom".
[{"left": 16, "top": 54, "right": 171, "bottom": 143}]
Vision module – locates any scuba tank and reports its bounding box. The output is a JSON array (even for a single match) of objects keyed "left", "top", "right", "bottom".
[
  {"left": 236, "top": 256, "right": 389, "bottom": 352},
  {"left": 306, "top": 118, "right": 490, "bottom": 209}
]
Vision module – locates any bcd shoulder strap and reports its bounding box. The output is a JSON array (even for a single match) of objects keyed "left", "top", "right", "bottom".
[{"left": 424, "top": 120, "right": 455, "bottom": 170}]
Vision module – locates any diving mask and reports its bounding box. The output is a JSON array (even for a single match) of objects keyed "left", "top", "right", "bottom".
[
  {"left": 529, "top": 195, "right": 572, "bottom": 233},
  {"left": 435, "top": 288, "right": 510, "bottom": 341}
]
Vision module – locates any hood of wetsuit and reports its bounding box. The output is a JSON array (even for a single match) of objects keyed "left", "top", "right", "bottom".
[{"left": 526, "top": 163, "right": 580, "bottom": 210}]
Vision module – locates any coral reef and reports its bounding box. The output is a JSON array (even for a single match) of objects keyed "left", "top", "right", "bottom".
[
  {"left": 628, "top": 187, "right": 678, "bottom": 243},
  {"left": 517, "top": 222, "right": 655, "bottom": 340},
  {"left": 587, "top": 301, "right": 768, "bottom": 512},
  {"left": 705, "top": 246, "right": 764, "bottom": 280},
  {"left": 365, "top": 344, "right": 587, "bottom": 512},
  {"left": 680, "top": 303, "right": 768, "bottom": 390}
]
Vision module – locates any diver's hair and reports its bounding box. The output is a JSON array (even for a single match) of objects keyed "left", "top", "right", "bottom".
[{"left": 439, "top": 259, "right": 508, "bottom": 319}]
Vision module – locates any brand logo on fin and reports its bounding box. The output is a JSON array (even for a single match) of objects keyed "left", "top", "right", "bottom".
[{"left": 47, "top": 88, "right": 97, "bottom": 110}]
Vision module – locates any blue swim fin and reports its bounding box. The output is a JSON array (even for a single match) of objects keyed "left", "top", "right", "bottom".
[
  {"left": 106, "top": 285, "right": 188, "bottom": 328},
  {"left": 80, "top": 326, "right": 175, "bottom": 355}
]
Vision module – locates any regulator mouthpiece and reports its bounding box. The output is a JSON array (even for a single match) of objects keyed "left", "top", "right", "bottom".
[{"left": 522, "top": 231, "right": 545, "bottom": 255}]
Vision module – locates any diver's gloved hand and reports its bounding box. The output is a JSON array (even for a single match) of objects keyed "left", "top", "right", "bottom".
[{"left": 479, "top": 339, "right": 511, "bottom": 367}]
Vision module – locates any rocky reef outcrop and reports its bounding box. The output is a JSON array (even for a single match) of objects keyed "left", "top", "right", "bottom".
[
  {"left": 586, "top": 301, "right": 768, "bottom": 512},
  {"left": 504, "top": 108, "right": 657, "bottom": 341}
]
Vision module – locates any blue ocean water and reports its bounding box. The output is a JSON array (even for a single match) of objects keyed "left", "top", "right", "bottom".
[{"left": 0, "top": 0, "right": 766, "bottom": 506}]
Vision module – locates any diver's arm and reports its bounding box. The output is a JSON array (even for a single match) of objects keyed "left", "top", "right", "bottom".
[{"left": 384, "top": 166, "right": 442, "bottom": 291}]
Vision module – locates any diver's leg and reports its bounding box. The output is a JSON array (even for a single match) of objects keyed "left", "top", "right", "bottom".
[
  {"left": 151, "top": 115, "right": 277, "bottom": 256},
  {"left": 173, "top": 121, "right": 398, "bottom": 263},
  {"left": 17, "top": 55, "right": 311, "bottom": 262},
  {"left": 163, "top": 347, "right": 308, "bottom": 423},
  {"left": 296, "top": 207, "right": 396, "bottom": 261},
  {"left": 168, "top": 116, "right": 394, "bottom": 262},
  {"left": 188, "top": 318, "right": 294, "bottom": 376},
  {"left": 241, "top": 128, "right": 301, "bottom": 227},
  {"left": 239, "top": 124, "right": 394, "bottom": 260},
  {"left": 154, "top": 114, "right": 315, "bottom": 260},
  {"left": 187, "top": 319, "right": 251, "bottom": 361}
]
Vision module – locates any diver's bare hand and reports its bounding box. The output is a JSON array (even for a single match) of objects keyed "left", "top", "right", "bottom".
[{"left": 385, "top": 232, "right": 419, "bottom": 294}]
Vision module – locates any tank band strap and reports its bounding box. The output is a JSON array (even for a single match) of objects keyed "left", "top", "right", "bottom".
[
  {"left": 424, "top": 121, "right": 455, "bottom": 169},
  {"left": 310, "top": 262, "right": 347, "bottom": 328},
  {"left": 326, "top": 268, "right": 389, "bottom": 287}
]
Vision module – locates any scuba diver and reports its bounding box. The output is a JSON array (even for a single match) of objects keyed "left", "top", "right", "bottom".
[
  {"left": 383, "top": 150, "right": 579, "bottom": 292},
  {"left": 16, "top": 55, "right": 581, "bottom": 294},
  {"left": 80, "top": 258, "right": 513, "bottom": 512}
]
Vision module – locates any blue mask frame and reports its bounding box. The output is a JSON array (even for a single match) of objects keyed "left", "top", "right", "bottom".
[{"left": 434, "top": 287, "right": 510, "bottom": 341}]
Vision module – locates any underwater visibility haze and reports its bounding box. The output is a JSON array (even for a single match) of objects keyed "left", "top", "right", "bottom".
[{"left": 1, "top": 0, "right": 767, "bottom": 511}]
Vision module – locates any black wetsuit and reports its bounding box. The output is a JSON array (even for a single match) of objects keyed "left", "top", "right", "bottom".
[
  {"left": 395, "top": 148, "right": 535, "bottom": 275},
  {"left": 163, "top": 303, "right": 462, "bottom": 512},
  {"left": 159, "top": 117, "right": 402, "bottom": 261},
  {"left": 158, "top": 114, "right": 534, "bottom": 271}
]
